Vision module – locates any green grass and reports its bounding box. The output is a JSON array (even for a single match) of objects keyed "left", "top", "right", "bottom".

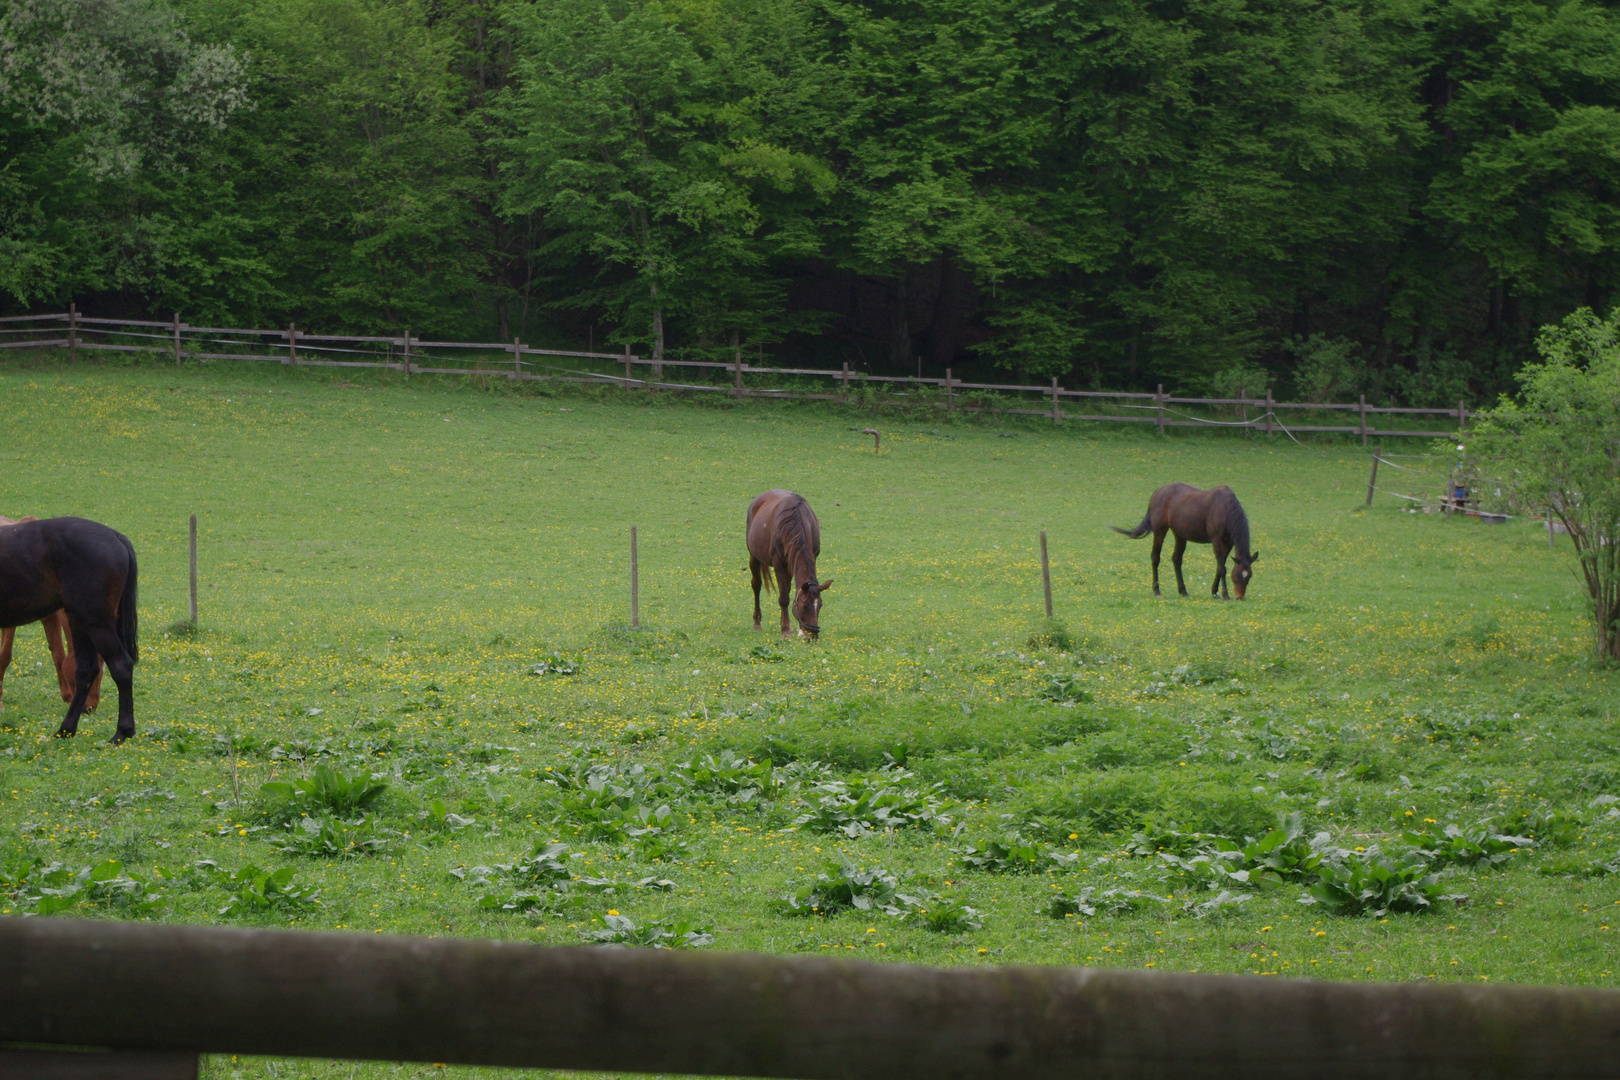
[{"left": 1, "top": 354, "right": 1617, "bottom": 1080}]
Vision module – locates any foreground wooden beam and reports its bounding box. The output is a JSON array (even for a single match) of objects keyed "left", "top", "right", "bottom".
[{"left": 2, "top": 918, "right": 1618, "bottom": 1079}]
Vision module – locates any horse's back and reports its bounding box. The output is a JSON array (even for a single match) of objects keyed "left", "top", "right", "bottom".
[
  {"left": 0, "top": 518, "right": 132, "bottom": 621},
  {"left": 747, "top": 490, "right": 818, "bottom": 562}
]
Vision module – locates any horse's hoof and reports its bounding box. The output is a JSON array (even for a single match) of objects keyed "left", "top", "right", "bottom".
[{"left": 110, "top": 731, "right": 133, "bottom": 745}]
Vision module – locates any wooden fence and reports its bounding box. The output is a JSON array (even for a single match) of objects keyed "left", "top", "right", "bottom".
[
  {"left": 2, "top": 918, "right": 1618, "bottom": 1079},
  {"left": 0, "top": 308, "right": 1469, "bottom": 440}
]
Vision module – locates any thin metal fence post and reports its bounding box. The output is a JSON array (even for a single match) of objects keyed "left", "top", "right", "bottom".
[
  {"left": 629, "top": 526, "right": 640, "bottom": 628},
  {"left": 1039, "top": 531, "right": 1053, "bottom": 618},
  {"left": 189, "top": 514, "right": 198, "bottom": 629}
]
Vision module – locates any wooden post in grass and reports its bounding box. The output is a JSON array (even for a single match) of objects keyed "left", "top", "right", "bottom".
[
  {"left": 1359, "top": 394, "right": 1369, "bottom": 447},
  {"left": 842, "top": 361, "right": 851, "bottom": 403},
  {"left": 734, "top": 345, "right": 744, "bottom": 399},
  {"left": 287, "top": 323, "right": 297, "bottom": 366},
  {"left": 629, "top": 526, "right": 640, "bottom": 629},
  {"left": 1051, "top": 378, "right": 1060, "bottom": 424},
  {"left": 623, "top": 344, "right": 632, "bottom": 389},
  {"left": 1156, "top": 384, "right": 1165, "bottom": 432},
  {"left": 1265, "top": 389, "right": 1274, "bottom": 435},
  {"left": 189, "top": 514, "right": 198, "bottom": 629},
  {"left": 1458, "top": 399, "right": 1467, "bottom": 434},
  {"left": 68, "top": 302, "right": 77, "bottom": 362},
  {"left": 402, "top": 331, "right": 411, "bottom": 378},
  {"left": 1039, "top": 530, "right": 1053, "bottom": 618},
  {"left": 1239, "top": 385, "right": 1248, "bottom": 426},
  {"left": 512, "top": 337, "right": 522, "bottom": 380},
  {"left": 1547, "top": 511, "right": 1556, "bottom": 550},
  {"left": 1365, "top": 449, "right": 1381, "bottom": 507},
  {"left": 173, "top": 313, "right": 182, "bottom": 366},
  {"left": 945, "top": 368, "right": 953, "bottom": 412}
]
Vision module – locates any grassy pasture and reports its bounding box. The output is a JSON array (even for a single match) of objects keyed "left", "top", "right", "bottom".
[{"left": 1, "top": 357, "right": 1617, "bottom": 1080}]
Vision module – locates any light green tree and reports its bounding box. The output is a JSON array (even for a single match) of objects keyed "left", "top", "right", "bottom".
[{"left": 1468, "top": 307, "right": 1620, "bottom": 658}]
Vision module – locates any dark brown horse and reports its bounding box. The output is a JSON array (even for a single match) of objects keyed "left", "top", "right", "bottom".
[
  {"left": 0, "top": 517, "right": 138, "bottom": 742},
  {"left": 747, "top": 490, "right": 832, "bottom": 639},
  {"left": 0, "top": 516, "right": 104, "bottom": 713},
  {"left": 1112, "top": 483, "right": 1258, "bottom": 599}
]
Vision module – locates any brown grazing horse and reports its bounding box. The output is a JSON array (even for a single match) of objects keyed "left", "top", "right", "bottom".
[
  {"left": 0, "top": 516, "right": 103, "bottom": 712},
  {"left": 1112, "top": 483, "right": 1259, "bottom": 599},
  {"left": 0, "top": 516, "right": 137, "bottom": 742},
  {"left": 747, "top": 490, "right": 832, "bottom": 639}
]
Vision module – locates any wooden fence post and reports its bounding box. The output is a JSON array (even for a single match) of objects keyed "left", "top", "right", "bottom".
[
  {"left": 173, "top": 313, "right": 182, "bottom": 366},
  {"left": 1458, "top": 399, "right": 1467, "bottom": 434},
  {"left": 68, "top": 302, "right": 77, "bottom": 362},
  {"left": 1547, "top": 511, "right": 1556, "bottom": 550},
  {"left": 946, "top": 368, "right": 954, "bottom": 412},
  {"left": 1156, "top": 384, "right": 1164, "bottom": 432},
  {"left": 1365, "top": 449, "right": 1381, "bottom": 507},
  {"left": 842, "top": 361, "right": 851, "bottom": 402},
  {"left": 734, "top": 346, "right": 743, "bottom": 399},
  {"left": 623, "top": 344, "right": 632, "bottom": 389},
  {"left": 189, "top": 514, "right": 198, "bottom": 629},
  {"left": 1039, "top": 531, "right": 1053, "bottom": 618},
  {"left": 1359, "top": 394, "right": 1368, "bottom": 447},
  {"left": 286, "top": 323, "right": 297, "bottom": 366},
  {"left": 629, "top": 526, "right": 640, "bottom": 629},
  {"left": 1051, "top": 378, "right": 1060, "bottom": 424},
  {"left": 1239, "top": 385, "right": 1248, "bottom": 426},
  {"left": 1265, "top": 389, "right": 1274, "bottom": 435},
  {"left": 402, "top": 331, "right": 411, "bottom": 378}
]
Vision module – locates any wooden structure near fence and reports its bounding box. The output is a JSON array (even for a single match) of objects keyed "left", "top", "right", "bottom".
[
  {"left": 2, "top": 918, "right": 1618, "bottom": 1079},
  {"left": 0, "top": 310, "right": 1468, "bottom": 439}
]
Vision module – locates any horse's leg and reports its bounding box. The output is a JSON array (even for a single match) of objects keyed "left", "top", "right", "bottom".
[
  {"left": 1171, "top": 535, "right": 1189, "bottom": 597},
  {"left": 56, "top": 626, "right": 99, "bottom": 739},
  {"left": 78, "top": 625, "right": 134, "bottom": 743},
  {"left": 1212, "top": 540, "right": 1230, "bottom": 599},
  {"left": 750, "top": 557, "right": 764, "bottom": 631},
  {"left": 1150, "top": 529, "right": 1166, "bottom": 597},
  {"left": 42, "top": 611, "right": 74, "bottom": 704},
  {"left": 776, "top": 562, "right": 793, "bottom": 639},
  {"left": 0, "top": 626, "right": 13, "bottom": 708}
]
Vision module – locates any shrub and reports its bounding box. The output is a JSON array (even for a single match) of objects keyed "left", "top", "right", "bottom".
[
  {"left": 258, "top": 765, "right": 387, "bottom": 822},
  {"left": 955, "top": 832, "right": 1078, "bottom": 874},
  {"left": 580, "top": 913, "right": 712, "bottom": 948},
  {"left": 1047, "top": 886, "right": 1164, "bottom": 918},
  {"left": 790, "top": 766, "right": 951, "bottom": 837}
]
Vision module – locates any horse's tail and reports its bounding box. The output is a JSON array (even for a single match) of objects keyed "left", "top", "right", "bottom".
[
  {"left": 760, "top": 564, "right": 776, "bottom": 590},
  {"left": 1111, "top": 513, "right": 1153, "bottom": 539},
  {"left": 117, "top": 535, "right": 138, "bottom": 663}
]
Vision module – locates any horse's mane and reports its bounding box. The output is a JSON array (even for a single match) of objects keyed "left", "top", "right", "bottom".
[
  {"left": 778, "top": 495, "right": 817, "bottom": 581},
  {"left": 1224, "top": 492, "right": 1252, "bottom": 557}
]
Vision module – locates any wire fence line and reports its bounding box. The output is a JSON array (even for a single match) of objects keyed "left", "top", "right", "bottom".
[{"left": 0, "top": 308, "right": 1471, "bottom": 439}]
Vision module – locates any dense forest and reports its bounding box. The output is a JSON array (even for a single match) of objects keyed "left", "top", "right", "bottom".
[{"left": 2, "top": 0, "right": 1618, "bottom": 398}]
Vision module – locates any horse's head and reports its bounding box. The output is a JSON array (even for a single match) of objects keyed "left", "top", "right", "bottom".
[
  {"left": 794, "top": 579, "right": 833, "bottom": 638},
  {"left": 1232, "top": 552, "right": 1259, "bottom": 599}
]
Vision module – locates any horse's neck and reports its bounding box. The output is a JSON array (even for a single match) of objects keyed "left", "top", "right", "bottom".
[{"left": 781, "top": 541, "right": 816, "bottom": 587}]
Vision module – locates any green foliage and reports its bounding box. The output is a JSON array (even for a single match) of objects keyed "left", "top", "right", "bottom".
[
  {"left": 1303, "top": 848, "right": 1459, "bottom": 917},
  {"left": 790, "top": 766, "right": 952, "bottom": 836},
  {"left": 673, "top": 751, "right": 775, "bottom": 804},
  {"left": 272, "top": 814, "right": 396, "bottom": 859},
  {"left": 1399, "top": 822, "right": 1534, "bottom": 871},
  {"left": 530, "top": 654, "right": 581, "bottom": 676},
  {"left": 1469, "top": 307, "right": 1620, "bottom": 657},
  {"left": 1047, "top": 886, "right": 1165, "bottom": 919},
  {"left": 258, "top": 765, "right": 388, "bottom": 821},
  {"left": 580, "top": 913, "right": 713, "bottom": 948},
  {"left": 772, "top": 858, "right": 918, "bottom": 916},
  {"left": 1038, "top": 673, "right": 1093, "bottom": 705},
  {"left": 1, "top": 857, "right": 165, "bottom": 916},
  {"left": 954, "top": 832, "right": 1078, "bottom": 874},
  {"left": 186, "top": 861, "right": 322, "bottom": 917}
]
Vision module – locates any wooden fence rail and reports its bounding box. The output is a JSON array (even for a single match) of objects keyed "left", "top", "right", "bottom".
[
  {"left": 0, "top": 311, "right": 1468, "bottom": 439},
  {"left": 2, "top": 919, "right": 1618, "bottom": 1080}
]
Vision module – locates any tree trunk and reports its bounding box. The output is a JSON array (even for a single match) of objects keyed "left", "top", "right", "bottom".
[
  {"left": 890, "top": 269, "right": 913, "bottom": 373},
  {"left": 496, "top": 296, "right": 510, "bottom": 342},
  {"left": 650, "top": 281, "right": 664, "bottom": 376}
]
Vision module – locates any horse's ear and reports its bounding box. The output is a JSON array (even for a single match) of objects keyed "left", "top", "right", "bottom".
[
  {"left": 1249, "top": 552, "right": 1260, "bottom": 564},
  {"left": 817, "top": 579, "right": 834, "bottom": 592}
]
